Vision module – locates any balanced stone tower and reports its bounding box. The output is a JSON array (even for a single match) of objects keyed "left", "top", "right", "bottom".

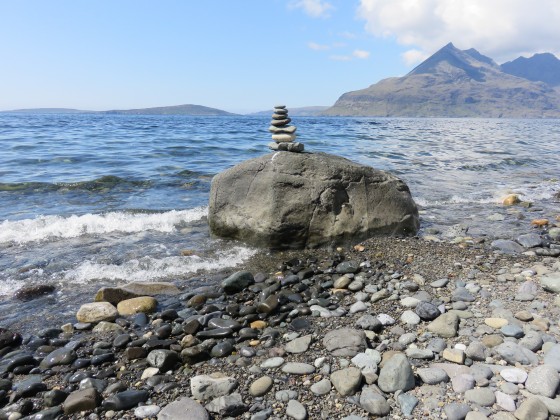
[{"left": 268, "top": 105, "right": 304, "bottom": 153}]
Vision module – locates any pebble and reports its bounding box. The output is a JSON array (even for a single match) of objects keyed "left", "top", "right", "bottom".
[
  {"left": 281, "top": 362, "right": 315, "bottom": 375},
  {"left": 134, "top": 405, "right": 161, "bottom": 418},
  {"left": 310, "top": 378, "right": 331, "bottom": 395},
  {"left": 286, "top": 399, "right": 307, "bottom": 420},
  {"left": 360, "top": 386, "right": 390, "bottom": 416},
  {"left": 417, "top": 367, "right": 449, "bottom": 384},
  {"left": 525, "top": 364, "right": 559, "bottom": 397},
  {"left": 285, "top": 335, "right": 312, "bottom": 353},
  {"left": 330, "top": 367, "right": 362, "bottom": 396},
  {"left": 495, "top": 391, "right": 517, "bottom": 412},
  {"left": 514, "top": 397, "right": 549, "bottom": 420},
  {"left": 464, "top": 388, "right": 497, "bottom": 406},
  {"left": 249, "top": 376, "right": 273, "bottom": 397},
  {"left": 427, "top": 312, "right": 459, "bottom": 337},
  {"left": 377, "top": 353, "right": 414, "bottom": 392}
]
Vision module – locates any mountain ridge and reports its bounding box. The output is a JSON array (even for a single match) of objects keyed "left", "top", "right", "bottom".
[
  {"left": 324, "top": 43, "right": 560, "bottom": 118},
  {"left": 0, "top": 104, "right": 237, "bottom": 116}
]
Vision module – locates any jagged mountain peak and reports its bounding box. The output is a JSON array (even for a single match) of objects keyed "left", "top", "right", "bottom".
[
  {"left": 502, "top": 52, "right": 560, "bottom": 86},
  {"left": 407, "top": 43, "right": 498, "bottom": 82}
]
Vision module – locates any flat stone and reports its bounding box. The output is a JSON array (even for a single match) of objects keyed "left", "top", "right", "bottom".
[
  {"left": 204, "top": 393, "right": 246, "bottom": 417},
  {"left": 285, "top": 335, "right": 312, "bottom": 354},
  {"left": 466, "top": 341, "right": 488, "bottom": 361},
  {"left": 491, "top": 239, "right": 525, "bottom": 254},
  {"left": 495, "top": 390, "right": 516, "bottom": 412},
  {"left": 249, "top": 376, "right": 273, "bottom": 397},
  {"left": 360, "top": 386, "right": 390, "bottom": 416},
  {"left": 377, "top": 353, "right": 414, "bottom": 393},
  {"left": 452, "top": 374, "right": 475, "bottom": 393},
  {"left": 452, "top": 287, "right": 476, "bottom": 302},
  {"left": 514, "top": 397, "right": 549, "bottom": 420},
  {"left": 525, "top": 364, "right": 559, "bottom": 397},
  {"left": 544, "top": 344, "right": 560, "bottom": 371},
  {"left": 286, "top": 399, "right": 307, "bottom": 420},
  {"left": 401, "top": 310, "right": 421, "bottom": 325},
  {"left": 443, "top": 403, "right": 471, "bottom": 420},
  {"left": 500, "top": 367, "right": 528, "bottom": 384},
  {"left": 351, "top": 352, "right": 380, "bottom": 371},
  {"left": 427, "top": 312, "right": 459, "bottom": 338},
  {"left": 520, "top": 390, "right": 560, "bottom": 416},
  {"left": 323, "top": 328, "right": 366, "bottom": 356},
  {"left": 349, "top": 301, "right": 368, "bottom": 314},
  {"left": 190, "top": 373, "right": 238, "bottom": 401},
  {"left": 330, "top": 367, "right": 362, "bottom": 396},
  {"left": 102, "top": 389, "right": 149, "bottom": 411},
  {"left": 516, "top": 233, "right": 543, "bottom": 248},
  {"left": 310, "top": 378, "right": 331, "bottom": 395},
  {"left": 398, "top": 392, "right": 419, "bottom": 416},
  {"left": 465, "top": 388, "right": 496, "bottom": 406},
  {"left": 117, "top": 297, "right": 157, "bottom": 316},
  {"left": 541, "top": 273, "right": 560, "bottom": 293},
  {"left": 210, "top": 341, "right": 234, "bottom": 358},
  {"left": 485, "top": 317, "right": 509, "bottom": 328},
  {"left": 405, "top": 348, "right": 434, "bottom": 359},
  {"left": 443, "top": 348, "right": 465, "bottom": 364},
  {"left": 76, "top": 302, "right": 117, "bottom": 323},
  {"left": 260, "top": 357, "right": 285, "bottom": 369},
  {"left": 501, "top": 324, "right": 524, "bottom": 338},
  {"left": 40, "top": 348, "right": 77, "bottom": 368},
  {"left": 135, "top": 405, "right": 161, "bottom": 418},
  {"left": 157, "top": 397, "right": 209, "bottom": 420},
  {"left": 63, "top": 388, "right": 100, "bottom": 415},
  {"left": 355, "top": 315, "right": 382, "bottom": 331},
  {"left": 121, "top": 282, "right": 181, "bottom": 296},
  {"left": 417, "top": 367, "right": 449, "bottom": 384},
  {"left": 495, "top": 341, "right": 539, "bottom": 366},
  {"left": 282, "top": 362, "right": 315, "bottom": 375}
]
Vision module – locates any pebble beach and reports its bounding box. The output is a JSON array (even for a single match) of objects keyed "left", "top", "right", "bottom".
[{"left": 1, "top": 214, "right": 560, "bottom": 419}]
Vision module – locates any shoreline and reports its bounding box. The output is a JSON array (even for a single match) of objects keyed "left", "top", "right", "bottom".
[{"left": 1, "top": 233, "right": 560, "bottom": 419}]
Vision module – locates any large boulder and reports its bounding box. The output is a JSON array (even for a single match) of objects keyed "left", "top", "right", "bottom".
[{"left": 208, "top": 152, "right": 419, "bottom": 249}]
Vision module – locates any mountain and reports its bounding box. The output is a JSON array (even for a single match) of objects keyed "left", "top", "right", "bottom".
[
  {"left": 103, "top": 104, "right": 236, "bottom": 116},
  {"left": 501, "top": 53, "right": 560, "bottom": 87},
  {"left": 249, "top": 106, "right": 329, "bottom": 117},
  {"left": 324, "top": 43, "right": 560, "bottom": 118}
]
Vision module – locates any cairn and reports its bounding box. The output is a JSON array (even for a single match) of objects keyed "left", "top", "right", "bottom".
[{"left": 268, "top": 105, "right": 304, "bottom": 152}]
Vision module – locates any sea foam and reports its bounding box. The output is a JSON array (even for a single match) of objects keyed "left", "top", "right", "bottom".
[
  {"left": 64, "top": 246, "right": 257, "bottom": 283},
  {"left": 0, "top": 207, "right": 207, "bottom": 244}
]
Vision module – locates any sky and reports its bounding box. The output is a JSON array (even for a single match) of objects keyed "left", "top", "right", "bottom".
[{"left": 1, "top": 0, "right": 559, "bottom": 113}]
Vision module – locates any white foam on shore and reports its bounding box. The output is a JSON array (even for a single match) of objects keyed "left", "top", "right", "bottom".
[
  {"left": 0, "top": 208, "right": 207, "bottom": 244},
  {"left": 0, "top": 278, "right": 27, "bottom": 298},
  {"left": 63, "top": 246, "right": 257, "bottom": 283}
]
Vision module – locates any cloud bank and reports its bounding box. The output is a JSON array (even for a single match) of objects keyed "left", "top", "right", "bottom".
[{"left": 358, "top": 0, "right": 560, "bottom": 64}]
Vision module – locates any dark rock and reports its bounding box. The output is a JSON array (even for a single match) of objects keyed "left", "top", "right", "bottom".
[
  {"left": 132, "top": 312, "right": 149, "bottom": 326},
  {"left": 221, "top": 271, "right": 255, "bottom": 294},
  {"left": 208, "top": 152, "right": 419, "bottom": 249},
  {"left": 113, "top": 334, "right": 131, "bottom": 348},
  {"left": 257, "top": 294, "right": 279, "bottom": 314},
  {"left": 210, "top": 341, "right": 234, "bottom": 358},
  {"left": 0, "top": 328, "right": 22, "bottom": 350},
  {"left": 207, "top": 318, "right": 242, "bottom": 331},
  {"left": 336, "top": 261, "right": 360, "bottom": 274},
  {"left": 72, "top": 358, "right": 91, "bottom": 369},
  {"left": 26, "top": 406, "right": 63, "bottom": 420},
  {"left": 91, "top": 353, "right": 115, "bottom": 366},
  {"left": 323, "top": 328, "right": 366, "bottom": 356},
  {"left": 516, "top": 233, "right": 543, "bottom": 248},
  {"left": 415, "top": 301, "right": 441, "bottom": 320},
  {"left": 43, "top": 389, "right": 69, "bottom": 407},
  {"left": 40, "top": 348, "right": 76, "bottom": 368},
  {"left": 289, "top": 318, "right": 311, "bottom": 331},
  {"left": 147, "top": 349, "right": 179, "bottom": 372},
  {"left": 124, "top": 347, "right": 147, "bottom": 360},
  {"left": 101, "top": 389, "right": 149, "bottom": 411},
  {"left": 156, "top": 324, "right": 173, "bottom": 339},
  {"left": 197, "top": 328, "right": 234, "bottom": 339},
  {"left": 491, "top": 239, "right": 525, "bottom": 254},
  {"left": 14, "top": 284, "right": 55, "bottom": 301}
]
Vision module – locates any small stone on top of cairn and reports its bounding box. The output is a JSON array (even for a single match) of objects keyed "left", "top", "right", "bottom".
[{"left": 268, "top": 105, "right": 304, "bottom": 153}]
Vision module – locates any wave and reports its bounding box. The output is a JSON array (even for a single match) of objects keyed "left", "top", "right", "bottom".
[
  {"left": 0, "top": 207, "right": 207, "bottom": 244},
  {"left": 0, "top": 175, "right": 151, "bottom": 192},
  {"left": 63, "top": 246, "right": 257, "bottom": 283}
]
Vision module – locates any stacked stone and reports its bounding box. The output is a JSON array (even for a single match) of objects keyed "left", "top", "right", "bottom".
[{"left": 268, "top": 105, "right": 304, "bottom": 153}]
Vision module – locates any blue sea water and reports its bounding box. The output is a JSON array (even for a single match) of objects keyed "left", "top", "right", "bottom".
[{"left": 1, "top": 113, "right": 559, "bottom": 329}]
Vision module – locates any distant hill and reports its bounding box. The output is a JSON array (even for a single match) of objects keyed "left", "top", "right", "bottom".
[
  {"left": 324, "top": 43, "right": 560, "bottom": 118},
  {"left": 501, "top": 53, "right": 560, "bottom": 87},
  {"left": 249, "top": 106, "right": 329, "bottom": 117},
  {"left": 103, "top": 104, "right": 236, "bottom": 116},
  {"left": 1, "top": 104, "right": 236, "bottom": 116},
  {"left": 0, "top": 108, "right": 93, "bottom": 114}
]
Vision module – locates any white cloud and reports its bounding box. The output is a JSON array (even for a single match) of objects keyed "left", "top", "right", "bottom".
[
  {"left": 290, "top": 0, "right": 334, "bottom": 18},
  {"left": 358, "top": 0, "right": 560, "bottom": 63},
  {"left": 329, "top": 55, "right": 352, "bottom": 61},
  {"left": 402, "top": 49, "right": 429, "bottom": 66},
  {"left": 353, "top": 49, "right": 370, "bottom": 59},
  {"left": 308, "top": 42, "right": 330, "bottom": 51}
]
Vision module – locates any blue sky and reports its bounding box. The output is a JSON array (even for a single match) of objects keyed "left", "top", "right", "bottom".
[{"left": 1, "top": 0, "right": 558, "bottom": 113}]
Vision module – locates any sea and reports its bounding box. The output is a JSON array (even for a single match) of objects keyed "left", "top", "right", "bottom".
[{"left": 1, "top": 113, "right": 559, "bottom": 332}]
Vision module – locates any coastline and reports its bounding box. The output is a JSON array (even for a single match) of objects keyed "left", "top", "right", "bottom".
[{"left": 1, "top": 232, "right": 560, "bottom": 419}]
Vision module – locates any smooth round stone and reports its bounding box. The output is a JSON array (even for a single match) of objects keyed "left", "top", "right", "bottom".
[
  {"left": 40, "top": 348, "right": 77, "bottom": 368},
  {"left": 260, "top": 357, "right": 285, "bottom": 369},
  {"left": 207, "top": 318, "right": 241, "bottom": 331},
  {"left": 134, "top": 405, "right": 161, "bottom": 418},
  {"left": 210, "top": 341, "right": 234, "bottom": 358},
  {"left": 275, "top": 390, "right": 298, "bottom": 402},
  {"left": 525, "top": 364, "right": 560, "bottom": 397},
  {"left": 401, "top": 310, "right": 421, "bottom": 325},
  {"left": 401, "top": 297, "right": 420, "bottom": 308},
  {"left": 397, "top": 393, "right": 419, "bottom": 416},
  {"left": 501, "top": 324, "right": 524, "bottom": 338},
  {"left": 333, "top": 275, "right": 352, "bottom": 289},
  {"left": 464, "top": 388, "right": 496, "bottom": 406},
  {"left": 196, "top": 327, "right": 233, "bottom": 339},
  {"left": 500, "top": 367, "right": 528, "bottom": 384},
  {"left": 330, "top": 367, "right": 362, "bottom": 396},
  {"left": 444, "top": 403, "right": 470, "bottom": 420},
  {"left": 285, "top": 335, "right": 312, "bottom": 354},
  {"left": 377, "top": 314, "right": 395, "bottom": 326},
  {"left": 452, "top": 374, "right": 475, "bottom": 393},
  {"left": 102, "top": 389, "right": 150, "bottom": 411},
  {"left": 249, "top": 376, "right": 273, "bottom": 397},
  {"left": 270, "top": 118, "right": 291, "bottom": 127},
  {"left": 349, "top": 301, "right": 367, "bottom": 314},
  {"left": 377, "top": 353, "right": 414, "bottom": 392},
  {"left": 282, "top": 362, "right": 315, "bottom": 375},
  {"left": 427, "top": 338, "right": 447, "bottom": 353},
  {"left": 514, "top": 397, "right": 548, "bottom": 420},
  {"left": 117, "top": 297, "right": 157, "bottom": 316},
  {"left": 348, "top": 280, "right": 364, "bottom": 291},
  {"left": 310, "top": 378, "right": 331, "bottom": 395},
  {"left": 415, "top": 301, "right": 440, "bottom": 320},
  {"left": 289, "top": 318, "right": 311, "bottom": 331},
  {"left": 272, "top": 133, "right": 297, "bottom": 142},
  {"left": 399, "top": 333, "right": 417, "bottom": 346},
  {"left": 485, "top": 317, "right": 508, "bottom": 328},
  {"left": 360, "top": 387, "right": 390, "bottom": 416},
  {"left": 76, "top": 302, "right": 118, "bottom": 323},
  {"left": 495, "top": 390, "right": 516, "bottom": 412},
  {"left": 286, "top": 399, "right": 307, "bottom": 420},
  {"left": 405, "top": 348, "right": 434, "bottom": 359}
]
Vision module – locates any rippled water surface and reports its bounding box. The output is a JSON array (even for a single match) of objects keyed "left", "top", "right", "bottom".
[{"left": 1, "top": 113, "right": 559, "bottom": 330}]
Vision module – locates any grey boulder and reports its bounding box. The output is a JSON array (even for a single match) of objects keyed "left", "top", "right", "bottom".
[{"left": 208, "top": 152, "right": 419, "bottom": 249}]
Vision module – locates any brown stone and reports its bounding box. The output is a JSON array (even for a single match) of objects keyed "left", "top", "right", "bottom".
[{"left": 117, "top": 296, "right": 158, "bottom": 316}]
